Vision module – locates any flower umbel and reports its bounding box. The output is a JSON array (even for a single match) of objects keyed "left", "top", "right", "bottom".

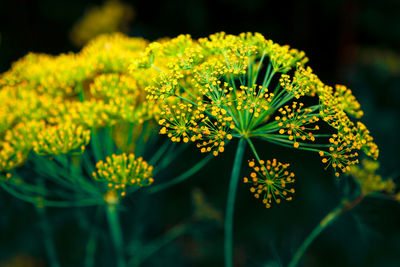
[
  {"left": 348, "top": 159, "right": 395, "bottom": 196},
  {"left": 92, "top": 153, "right": 154, "bottom": 196},
  {"left": 243, "top": 159, "right": 295, "bottom": 208},
  {"left": 33, "top": 122, "right": 91, "bottom": 155}
]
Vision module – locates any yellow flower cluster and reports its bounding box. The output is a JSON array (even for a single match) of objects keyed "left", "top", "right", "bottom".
[
  {"left": 81, "top": 33, "right": 147, "bottom": 73},
  {"left": 0, "top": 121, "right": 43, "bottom": 171},
  {"left": 142, "top": 33, "right": 309, "bottom": 156},
  {"left": 1, "top": 31, "right": 380, "bottom": 209},
  {"left": 70, "top": 0, "right": 135, "bottom": 47},
  {"left": 33, "top": 122, "right": 91, "bottom": 155},
  {"left": 348, "top": 159, "right": 395, "bottom": 196},
  {"left": 275, "top": 102, "right": 319, "bottom": 148},
  {"left": 141, "top": 32, "right": 378, "bottom": 180},
  {"left": 0, "top": 33, "right": 158, "bottom": 174},
  {"left": 89, "top": 73, "right": 158, "bottom": 124},
  {"left": 318, "top": 84, "right": 378, "bottom": 176},
  {"left": 92, "top": 153, "right": 154, "bottom": 196},
  {"left": 243, "top": 159, "right": 295, "bottom": 208}
]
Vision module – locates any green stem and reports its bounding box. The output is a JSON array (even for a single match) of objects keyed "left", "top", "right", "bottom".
[
  {"left": 128, "top": 223, "right": 188, "bottom": 267},
  {"left": 125, "top": 122, "right": 134, "bottom": 151},
  {"left": 147, "top": 153, "right": 214, "bottom": 194},
  {"left": 105, "top": 126, "right": 115, "bottom": 156},
  {"left": 252, "top": 52, "right": 266, "bottom": 85},
  {"left": 91, "top": 129, "right": 103, "bottom": 164},
  {"left": 78, "top": 82, "right": 85, "bottom": 102},
  {"left": 106, "top": 203, "right": 126, "bottom": 267},
  {"left": 224, "top": 138, "right": 246, "bottom": 267},
  {"left": 148, "top": 140, "right": 170, "bottom": 166},
  {"left": 36, "top": 179, "right": 60, "bottom": 267},
  {"left": 176, "top": 95, "right": 198, "bottom": 108},
  {"left": 156, "top": 143, "right": 188, "bottom": 172},
  {"left": 288, "top": 194, "right": 364, "bottom": 267},
  {"left": 37, "top": 206, "right": 60, "bottom": 267},
  {"left": 245, "top": 138, "right": 261, "bottom": 162},
  {"left": 84, "top": 207, "right": 103, "bottom": 267},
  {"left": 0, "top": 181, "right": 102, "bottom": 207},
  {"left": 261, "top": 63, "right": 272, "bottom": 92}
]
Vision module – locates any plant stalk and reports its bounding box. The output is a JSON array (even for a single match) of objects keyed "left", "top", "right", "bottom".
[
  {"left": 224, "top": 138, "right": 246, "bottom": 267},
  {"left": 37, "top": 206, "right": 60, "bottom": 267},
  {"left": 147, "top": 153, "right": 214, "bottom": 194},
  {"left": 288, "top": 194, "right": 364, "bottom": 267},
  {"left": 106, "top": 203, "right": 126, "bottom": 267},
  {"left": 84, "top": 206, "right": 103, "bottom": 267}
]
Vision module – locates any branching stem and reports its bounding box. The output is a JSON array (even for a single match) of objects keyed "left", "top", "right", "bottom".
[
  {"left": 224, "top": 138, "right": 246, "bottom": 267},
  {"left": 288, "top": 194, "right": 365, "bottom": 267}
]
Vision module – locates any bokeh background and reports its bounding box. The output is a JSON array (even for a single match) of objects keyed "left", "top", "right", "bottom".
[{"left": 1, "top": 0, "right": 399, "bottom": 266}]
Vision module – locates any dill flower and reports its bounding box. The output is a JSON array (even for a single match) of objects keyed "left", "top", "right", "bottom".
[
  {"left": 2, "top": 84, "right": 71, "bottom": 125},
  {"left": 243, "top": 159, "right": 295, "bottom": 208},
  {"left": 5, "top": 53, "right": 92, "bottom": 97},
  {"left": 33, "top": 122, "right": 91, "bottom": 155},
  {"left": 0, "top": 121, "right": 44, "bottom": 171},
  {"left": 0, "top": 32, "right": 160, "bottom": 175},
  {"left": 0, "top": 30, "right": 379, "bottom": 214},
  {"left": 141, "top": 32, "right": 379, "bottom": 198},
  {"left": 0, "top": 142, "right": 26, "bottom": 172},
  {"left": 141, "top": 34, "right": 307, "bottom": 149},
  {"left": 143, "top": 33, "right": 314, "bottom": 157},
  {"left": 158, "top": 102, "right": 202, "bottom": 143},
  {"left": 334, "top": 85, "right": 363, "bottom": 119},
  {"left": 0, "top": 87, "right": 18, "bottom": 134},
  {"left": 92, "top": 153, "right": 154, "bottom": 196},
  {"left": 89, "top": 73, "right": 159, "bottom": 124},
  {"left": 81, "top": 33, "right": 147, "bottom": 74},
  {"left": 70, "top": 0, "right": 135, "bottom": 47},
  {"left": 60, "top": 100, "right": 116, "bottom": 129},
  {"left": 348, "top": 159, "right": 395, "bottom": 196},
  {"left": 90, "top": 73, "right": 140, "bottom": 100}
]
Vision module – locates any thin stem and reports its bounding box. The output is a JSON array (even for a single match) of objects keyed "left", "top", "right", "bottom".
[
  {"left": 78, "top": 82, "right": 85, "bottom": 102},
  {"left": 245, "top": 138, "right": 261, "bottom": 162},
  {"left": 176, "top": 95, "right": 198, "bottom": 108},
  {"left": 91, "top": 129, "right": 103, "bottom": 164},
  {"left": 147, "top": 152, "right": 214, "bottom": 194},
  {"left": 105, "top": 126, "right": 115, "bottom": 156},
  {"left": 36, "top": 179, "right": 60, "bottom": 267},
  {"left": 106, "top": 203, "right": 126, "bottom": 267},
  {"left": 133, "top": 122, "right": 150, "bottom": 157},
  {"left": 125, "top": 123, "right": 134, "bottom": 151},
  {"left": 225, "top": 138, "right": 246, "bottom": 267},
  {"left": 264, "top": 69, "right": 276, "bottom": 90},
  {"left": 156, "top": 143, "right": 188, "bottom": 172},
  {"left": 148, "top": 140, "right": 170, "bottom": 166},
  {"left": 128, "top": 223, "right": 188, "bottom": 267},
  {"left": 84, "top": 207, "right": 103, "bottom": 267},
  {"left": 37, "top": 206, "right": 60, "bottom": 267},
  {"left": 151, "top": 64, "right": 163, "bottom": 73},
  {"left": 288, "top": 194, "right": 365, "bottom": 267},
  {"left": 261, "top": 63, "right": 272, "bottom": 92},
  {"left": 252, "top": 52, "right": 266, "bottom": 85},
  {"left": 0, "top": 182, "right": 102, "bottom": 207}
]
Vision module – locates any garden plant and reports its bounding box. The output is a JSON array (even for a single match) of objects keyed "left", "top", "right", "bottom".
[{"left": 0, "top": 32, "right": 399, "bottom": 266}]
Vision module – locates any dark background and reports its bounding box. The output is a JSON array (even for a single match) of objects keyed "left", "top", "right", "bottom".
[{"left": 1, "top": 0, "right": 400, "bottom": 266}]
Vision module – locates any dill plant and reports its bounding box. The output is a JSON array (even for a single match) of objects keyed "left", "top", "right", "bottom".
[
  {"left": 0, "top": 33, "right": 213, "bottom": 267},
  {"left": 0, "top": 31, "right": 399, "bottom": 266},
  {"left": 137, "top": 32, "right": 396, "bottom": 266}
]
